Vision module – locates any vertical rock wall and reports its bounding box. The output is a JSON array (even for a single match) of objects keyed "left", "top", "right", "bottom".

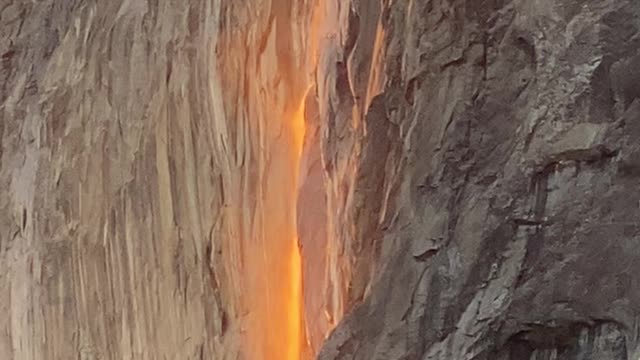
[
  {"left": 0, "top": 0, "right": 319, "bottom": 358},
  {"left": 214, "top": 1, "right": 317, "bottom": 358},
  {"left": 0, "top": 1, "right": 229, "bottom": 359},
  {"left": 316, "top": 0, "right": 640, "bottom": 359},
  {"left": 4, "top": 0, "right": 640, "bottom": 359}
]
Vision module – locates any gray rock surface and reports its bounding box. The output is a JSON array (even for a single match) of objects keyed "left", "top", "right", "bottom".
[
  {"left": 315, "top": 0, "right": 640, "bottom": 359},
  {"left": 0, "top": 0, "right": 318, "bottom": 358},
  {"left": 3, "top": 0, "right": 640, "bottom": 359},
  {"left": 0, "top": 1, "right": 229, "bottom": 358}
]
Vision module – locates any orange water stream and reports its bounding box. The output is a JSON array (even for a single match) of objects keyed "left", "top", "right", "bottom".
[{"left": 287, "top": 93, "right": 307, "bottom": 360}]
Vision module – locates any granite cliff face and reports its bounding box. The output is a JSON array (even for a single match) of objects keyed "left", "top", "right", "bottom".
[
  {"left": 2, "top": 0, "right": 640, "bottom": 359},
  {"left": 1, "top": 1, "right": 229, "bottom": 358},
  {"left": 0, "top": 0, "right": 298, "bottom": 358},
  {"left": 0, "top": 0, "right": 316, "bottom": 358},
  {"left": 314, "top": 0, "right": 640, "bottom": 359}
]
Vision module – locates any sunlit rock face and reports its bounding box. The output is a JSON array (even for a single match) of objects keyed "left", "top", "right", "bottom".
[
  {"left": 316, "top": 0, "right": 640, "bottom": 359},
  {"left": 0, "top": 0, "right": 316, "bottom": 359},
  {"left": 4, "top": 0, "right": 640, "bottom": 359},
  {"left": 213, "top": 1, "right": 317, "bottom": 358}
]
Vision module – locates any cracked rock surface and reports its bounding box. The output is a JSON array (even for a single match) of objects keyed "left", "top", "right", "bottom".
[
  {"left": 0, "top": 0, "right": 314, "bottom": 358},
  {"left": 0, "top": 1, "right": 227, "bottom": 358},
  {"left": 315, "top": 0, "right": 640, "bottom": 359},
  {"left": 3, "top": 0, "right": 640, "bottom": 359}
]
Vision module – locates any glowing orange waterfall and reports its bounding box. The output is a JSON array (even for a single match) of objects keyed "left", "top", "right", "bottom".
[
  {"left": 239, "top": 2, "right": 316, "bottom": 358},
  {"left": 245, "top": 94, "right": 307, "bottom": 360},
  {"left": 287, "top": 237, "right": 303, "bottom": 360},
  {"left": 214, "top": 1, "right": 322, "bottom": 359},
  {"left": 287, "top": 90, "right": 308, "bottom": 360}
]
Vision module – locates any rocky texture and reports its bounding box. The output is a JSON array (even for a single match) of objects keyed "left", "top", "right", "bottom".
[
  {"left": 214, "top": 1, "right": 318, "bottom": 358},
  {"left": 4, "top": 0, "right": 640, "bottom": 359},
  {"left": 315, "top": 0, "right": 640, "bottom": 359},
  {"left": 0, "top": 0, "right": 293, "bottom": 358},
  {"left": 298, "top": 85, "right": 333, "bottom": 357},
  {"left": 0, "top": 1, "right": 232, "bottom": 358},
  {"left": 0, "top": 0, "right": 323, "bottom": 358}
]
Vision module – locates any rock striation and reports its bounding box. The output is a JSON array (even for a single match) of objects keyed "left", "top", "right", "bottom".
[
  {"left": 3, "top": 0, "right": 640, "bottom": 359},
  {"left": 315, "top": 0, "right": 640, "bottom": 359},
  {"left": 0, "top": 1, "right": 228, "bottom": 358},
  {"left": 1, "top": 0, "right": 317, "bottom": 358}
]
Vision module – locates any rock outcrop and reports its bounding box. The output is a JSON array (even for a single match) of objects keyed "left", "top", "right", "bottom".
[
  {"left": 315, "top": 0, "right": 640, "bottom": 359},
  {"left": 0, "top": 1, "right": 228, "bottom": 358},
  {"left": 3, "top": 0, "right": 640, "bottom": 359},
  {"left": 1, "top": 0, "right": 319, "bottom": 358}
]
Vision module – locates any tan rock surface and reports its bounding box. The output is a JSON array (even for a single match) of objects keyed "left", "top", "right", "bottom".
[
  {"left": 0, "top": 1, "right": 229, "bottom": 358},
  {"left": 6, "top": 0, "right": 640, "bottom": 359},
  {"left": 0, "top": 0, "right": 315, "bottom": 359}
]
